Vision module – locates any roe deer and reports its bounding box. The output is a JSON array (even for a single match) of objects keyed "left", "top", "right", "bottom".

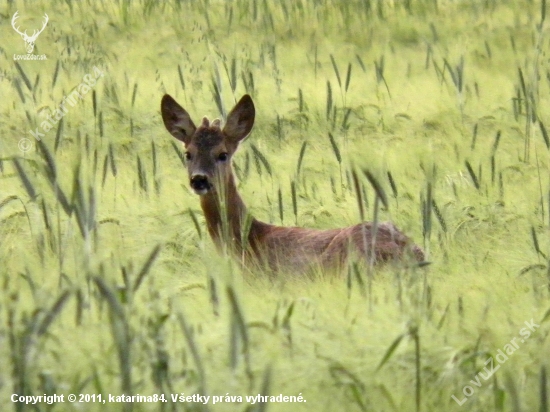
[{"left": 161, "top": 94, "right": 424, "bottom": 274}]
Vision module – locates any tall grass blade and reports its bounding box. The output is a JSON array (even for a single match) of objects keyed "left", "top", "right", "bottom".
[
  {"left": 363, "top": 170, "right": 388, "bottom": 209},
  {"left": 281, "top": 302, "right": 294, "bottom": 345},
  {"left": 36, "top": 139, "right": 57, "bottom": 181},
  {"left": 376, "top": 333, "right": 405, "bottom": 371},
  {"left": 13, "top": 79, "right": 26, "bottom": 103},
  {"left": 0, "top": 195, "right": 20, "bottom": 211},
  {"left": 351, "top": 169, "right": 365, "bottom": 221},
  {"left": 410, "top": 325, "right": 421, "bottom": 412},
  {"left": 252, "top": 365, "right": 272, "bottom": 412},
  {"left": 423, "top": 182, "right": 433, "bottom": 242},
  {"left": 131, "top": 83, "right": 138, "bottom": 107},
  {"left": 326, "top": 81, "right": 332, "bottom": 120},
  {"left": 101, "top": 155, "right": 109, "bottom": 187},
  {"left": 37, "top": 290, "right": 72, "bottom": 336},
  {"left": 387, "top": 171, "right": 398, "bottom": 198},
  {"left": 328, "top": 133, "right": 341, "bottom": 164},
  {"left": 109, "top": 143, "right": 117, "bottom": 177},
  {"left": 52, "top": 59, "right": 60, "bottom": 88},
  {"left": 504, "top": 372, "right": 522, "bottom": 412},
  {"left": 15, "top": 62, "right": 32, "bottom": 92},
  {"left": 518, "top": 67, "right": 528, "bottom": 101},
  {"left": 98, "top": 112, "right": 103, "bottom": 138},
  {"left": 330, "top": 54, "right": 342, "bottom": 88},
  {"left": 464, "top": 161, "right": 480, "bottom": 190},
  {"left": 345, "top": 63, "right": 352, "bottom": 92},
  {"left": 152, "top": 141, "right": 160, "bottom": 194},
  {"left": 178, "top": 64, "right": 186, "bottom": 91},
  {"left": 208, "top": 275, "right": 219, "bottom": 317},
  {"left": 133, "top": 244, "right": 161, "bottom": 293},
  {"left": 54, "top": 118, "right": 64, "bottom": 152},
  {"left": 470, "top": 123, "right": 478, "bottom": 150},
  {"left": 278, "top": 187, "right": 284, "bottom": 223},
  {"left": 276, "top": 114, "right": 283, "bottom": 142},
  {"left": 436, "top": 304, "right": 450, "bottom": 329},
  {"left": 226, "top": 286, "right": 251, "bottom": 378},
  {"left": 92, "top": 90, "right": 97, "bottom": 118},
  {"left": 341, "top": 108, "right": 352, "bottom": 130},
  {"left": 432, "top": 199, "right": 447, "bottom": 233},
  {"left": 492, "top": 130, "right": 502, "bottom": 154},
  {"left": 531, "top": 227, "right": 547, "bottom": 259},
  {"left": 230, "top": 58, "right": 237, "bottom": 93},
  {"left": 137, "top": 155, "right": 147, "bottom": 192},
  {"left": 188, "top": 208, "right": 202, "bottom": 239},
  {"left": 13, "top": 159, "right": 37, "bottom": 200},
  {"left": 171, "top": 140, "right": 186, "bottom": 167},
  {"left": 92, "top": 276, "right": 125, "bottom": 321},
  {"left": 291, "top": 181, "right": 297, "bottom": 225},
  {"left": 250, "top": 144, "right": 272, "bottom": 176},
  {"left": 356, "top": 54, "right": 366, "bottom": 72},
  {"left": 540, "top": 365, "right": 548, "bottom": 412},
  {"left": 296, "top": 141, "right": 307, "bottom": 176},
  {"left": 539, "top": 120, "right": 550, "bottom": 149},
  {"left": 211, "top": 62, "right": 226, "bottom": 119}
]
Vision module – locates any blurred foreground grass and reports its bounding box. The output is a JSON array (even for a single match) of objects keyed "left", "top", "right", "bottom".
[{"left": 1, "top": 1, "right": 550, "bottom": 411}]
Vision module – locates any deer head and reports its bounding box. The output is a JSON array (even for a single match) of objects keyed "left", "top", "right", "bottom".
[
  {"left": 12, "top": 11, "right": 49, "bottom": 54},
  {"left": 161, "top": 94, "right": 255, "bottom": 195}
]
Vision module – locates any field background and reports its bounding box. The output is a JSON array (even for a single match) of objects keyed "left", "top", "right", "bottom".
[{"left": 1, "top": 0, "right": 550, "bottom": 411}]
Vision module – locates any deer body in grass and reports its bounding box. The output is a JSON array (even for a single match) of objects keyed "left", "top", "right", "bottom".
[{"left": 161, "top": 94, "right": 424, "bottom": 274}]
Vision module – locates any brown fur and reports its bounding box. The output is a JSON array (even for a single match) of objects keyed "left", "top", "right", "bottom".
[{"left": 161, "top": 94, "right": 425, "bottom": 275}]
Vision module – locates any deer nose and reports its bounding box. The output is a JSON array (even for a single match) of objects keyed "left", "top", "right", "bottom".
[{"left": 190, "top": 174, "right": 211, "bottom": 192}]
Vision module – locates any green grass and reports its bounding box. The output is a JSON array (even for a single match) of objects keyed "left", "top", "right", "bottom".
[{"left": 1, "top": 0, "right": 550, "bottom": 411}]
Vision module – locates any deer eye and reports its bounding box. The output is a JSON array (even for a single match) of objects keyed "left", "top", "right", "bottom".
[
  {"left": 217, "top": 152, "right": 229, "bottom": 162},
  {"left": 185, "top": 152, "right": 192, "bottom": 161}
]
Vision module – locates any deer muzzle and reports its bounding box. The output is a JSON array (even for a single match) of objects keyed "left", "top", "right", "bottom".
[{"left": 190, "top": 174, "right": 211, "bottom": 194}]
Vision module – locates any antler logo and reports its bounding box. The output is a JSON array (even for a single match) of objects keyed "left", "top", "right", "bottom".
[{"left": 12, "top": 11, "right": 49, "bottom": 54}]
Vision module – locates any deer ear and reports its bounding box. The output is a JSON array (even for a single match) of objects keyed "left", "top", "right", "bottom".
[
  {"left": 223, "top": 95, "right": 255, "bottom": 143},
  {"left": 161, "top": 94, "right": 196, "bottom": 145}
]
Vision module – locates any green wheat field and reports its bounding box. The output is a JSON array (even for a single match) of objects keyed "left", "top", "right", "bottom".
[{"left": 1, "top": 1, "right": 550, "bottom": 411}]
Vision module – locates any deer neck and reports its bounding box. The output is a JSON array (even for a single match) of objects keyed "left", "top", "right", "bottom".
[{"left": 199, "top": 173, "right": 252, "bottom": 252}]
